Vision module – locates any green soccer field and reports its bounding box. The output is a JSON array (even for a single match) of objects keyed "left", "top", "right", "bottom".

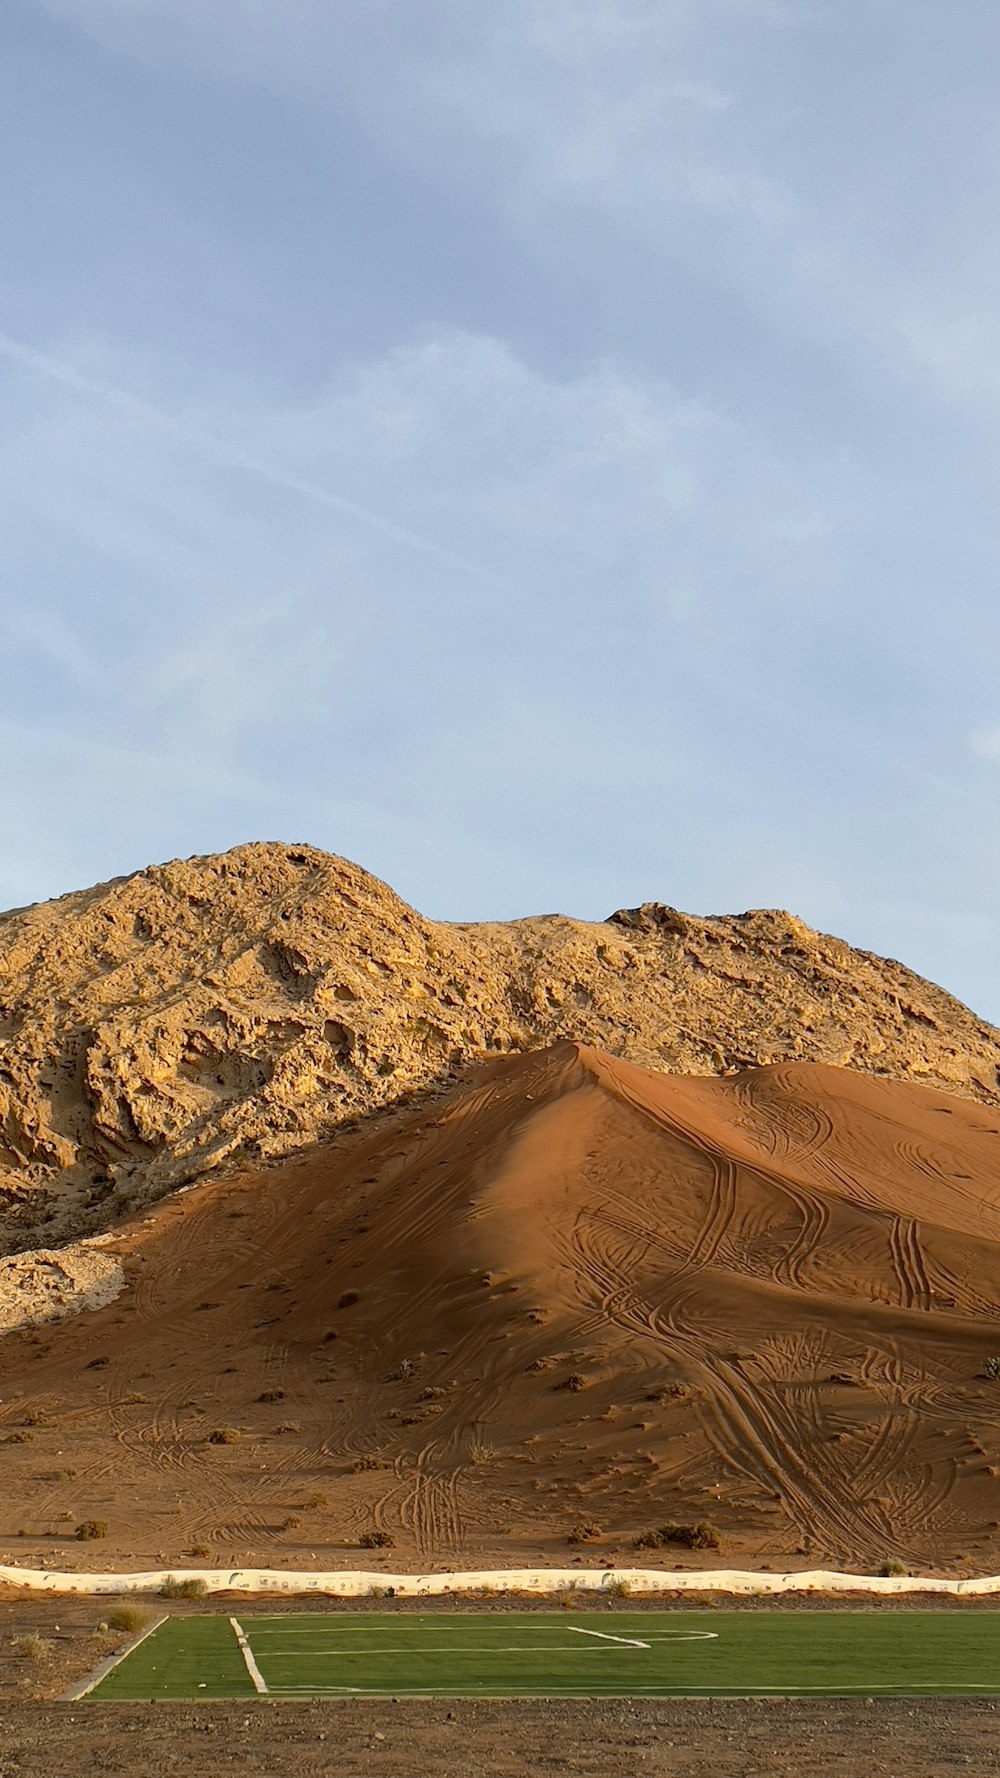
[{"left": 83, "top": 1610, "right": 1000, "bottom": 1700}]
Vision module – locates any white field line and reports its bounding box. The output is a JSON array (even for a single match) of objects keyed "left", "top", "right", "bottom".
[
  {"left": 64, "top": 1613, "right": 168, "bottom": 1700},
  {"left": 10, "top": 1564, "right": 1000, "bottom": 1598},
  {"left": 230, "top": 1616, "right": 268, "bottom": 1694},
  {"left": 568, "top": 1627, "right": 650, "bottom": 1647}
]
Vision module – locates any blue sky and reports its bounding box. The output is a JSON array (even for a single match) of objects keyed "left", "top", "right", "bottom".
[{"left": 2, "top": 2, "right": 1000, "bottom": 1019}]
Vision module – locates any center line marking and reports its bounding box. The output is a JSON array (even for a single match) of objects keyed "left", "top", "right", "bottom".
[{"left": 567, "top": 1627, "right": 650, "bottom": 1648}]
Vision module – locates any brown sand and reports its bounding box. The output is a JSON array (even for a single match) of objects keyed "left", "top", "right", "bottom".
[{"left": 1, "top": 1042, "right": 1000, "bottom": 1578}]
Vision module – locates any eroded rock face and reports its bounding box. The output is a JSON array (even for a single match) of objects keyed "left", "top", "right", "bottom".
[{"left": 0, "top": 841, "right": 997, "bottom": 1253}]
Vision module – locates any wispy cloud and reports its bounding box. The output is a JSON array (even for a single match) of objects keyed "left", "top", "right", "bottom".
[{"left": 0, "top": 330, "right": 516, "bottom": 593}]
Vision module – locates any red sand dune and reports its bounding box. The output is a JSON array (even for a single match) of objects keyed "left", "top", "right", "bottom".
[{"left": 3, "top": 1043, "right": 1000, "bottom": 1576}]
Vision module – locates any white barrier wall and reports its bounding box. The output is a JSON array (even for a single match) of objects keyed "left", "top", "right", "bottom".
[{"left": 2, "top": 1563, "right": 1000, "bottom": 1598}]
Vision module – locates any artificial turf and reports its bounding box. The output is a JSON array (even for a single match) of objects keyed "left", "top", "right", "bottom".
[{"left": 85, "top": 1609, "right": 1000, "bottom": 1700}]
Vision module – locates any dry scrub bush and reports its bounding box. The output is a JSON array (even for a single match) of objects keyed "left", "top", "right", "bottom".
[
  {"left": 75, "top": 1519, "right": 108, "bottom": 1541},
  {"left": 258, "top": 1389, "right": 285, "bottom": 1403},
  {"left": 160, "top": 1576, "right": 208, "bottom": 1599},
  {"left": 359, "top": 1530, "right": 395, "bottom": 1549},
  {"left": 11, "top": 1633, "right": 50, "bottom": 1661},
  {"left": 467, "top": 1441, "right": 496, "bottom": 1466},
  {"left": 207, "top": 1427, "right": 241, "bottom": 1445},
  {"left": 275, "top": 1421, "right": 301, "bottom": 1435},
  {"left": 189, "top": 1543, "right": 211, "bottom": 1560},
  {"left": 387, "top": 1358, "right": 417, "bottom": 1382},
  {"left": 878, "top": 1559, "right": 910, "bottom": 1577},
  {"left": 983, "top": 1357, "right": 1000, "bottom": 1379},
  {"left": 105, "top": 1605, "right": 152, "bottom": 1634},
  {"left": 635, "top": 1521, "right": 721, "bottom": 1552},
  {"left": 604, "top": 1576, "right": 632, "bottom": 1598},
  {"left": 351, "top": 1454, "right": 385, "bottom": 1472},
  {"left": 567, "top": 1522, "right": 603, "bottom": 1545}
]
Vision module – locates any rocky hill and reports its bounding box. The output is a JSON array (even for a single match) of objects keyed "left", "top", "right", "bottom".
[{"left": 1, "top": 840, "right": 998, "bottom": 1255}]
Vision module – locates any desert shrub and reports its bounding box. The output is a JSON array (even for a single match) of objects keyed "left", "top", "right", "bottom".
[
  {"left": 189, "top": 1543, "right": 211, "bottom": 1560},
  {"left": 567, "top": 1522, "right": 603, "bottom": 1545},
  {"left": 604, "top": 1576, "right": 632, "bottom": 1598},
  {"left": 21, "top": 1409, "right": 49, "bottom": 1427},
  {"left": 560, "top": 1374, "right": 586, "bottom": 1392},
  {"left": 351, "top": 1454, "right": 385, "bottom": 1473},
  {"left": 160, "top": 1576, "right": 208, "bottom": 1599},
  {"left": 11, "top": 1633, "right": 50, "bottom": 1661},
  {"left": 258, "top": 1389, "right": 285, "bottom": 1403},
  {"left": 275, "top": 1421, "right": 301, "bottom": 1435},
  {"left": 418, "top": 1385, "right": 447, "bottom": 1402},
  {"left": 636, "top": 1521, "right": 721, "bottom": 1552},
  {"left": 207, "top": 1427, "right": 241, "bottom": 1445},
  {"left": 359, "top": 1530, "right": 395, "bottom": 1549},
  {"left": 387, "top": 1358, "right": 417, "bottom": 1382},
  {"left": 75, "top": 1520, "right": 108, "bottom": 1541},
  {"left": 106, "top": 1604, "right": 152, "bottom": 1633},
  {"left": 281, "top": 1515, "right": 302, "bottom": 1531},
  {"left": 983, "top": 1356, "right": 1000, "bottom": 1379},
  {"left": 302, "top": 1492, "right": 328, "bottom": 1509},
  {"left": 878, "top": 1559, "right": 909, "bottom": 1578},
  {"left": 467, "top": 1441, "right": 496, "bottom": 1466},
  {"left": 664, "top": 1521, "right": 720, "bottom": 1551},
  {"left": 4, "top": 1431, "right": 33, "bottom": 1444}
]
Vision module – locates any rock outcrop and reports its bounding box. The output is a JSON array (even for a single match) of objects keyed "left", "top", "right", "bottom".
[{"left": 0, "top": 841, "right": 997, "bottom": 1253}]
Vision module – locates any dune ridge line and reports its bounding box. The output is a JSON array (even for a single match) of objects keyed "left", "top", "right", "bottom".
[{"left": 4, "top": 1564, "right": 1000, "bottom": 1598}]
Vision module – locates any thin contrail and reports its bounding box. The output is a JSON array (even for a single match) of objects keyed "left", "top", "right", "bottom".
[{"left": 0, "top": 329, "right": 515, "bottom": 593}]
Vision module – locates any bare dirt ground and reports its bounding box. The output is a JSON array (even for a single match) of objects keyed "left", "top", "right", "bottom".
[{"left": 2, "top": 1594, "right": 998, "bottom": 1776}]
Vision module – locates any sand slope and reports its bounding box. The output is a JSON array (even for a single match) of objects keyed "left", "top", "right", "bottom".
[{"left": 1, "top": 1044, "right": 1000, "bottom": 1575}]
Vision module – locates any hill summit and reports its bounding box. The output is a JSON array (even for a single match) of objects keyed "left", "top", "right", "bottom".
[{"left": 1, "top": 840, "right": 998, "bottom": 1254}]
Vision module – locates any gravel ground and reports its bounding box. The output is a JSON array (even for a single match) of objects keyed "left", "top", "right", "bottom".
[{"left": 1, "top": 1696, "right": 998, "bottom": 1776}]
